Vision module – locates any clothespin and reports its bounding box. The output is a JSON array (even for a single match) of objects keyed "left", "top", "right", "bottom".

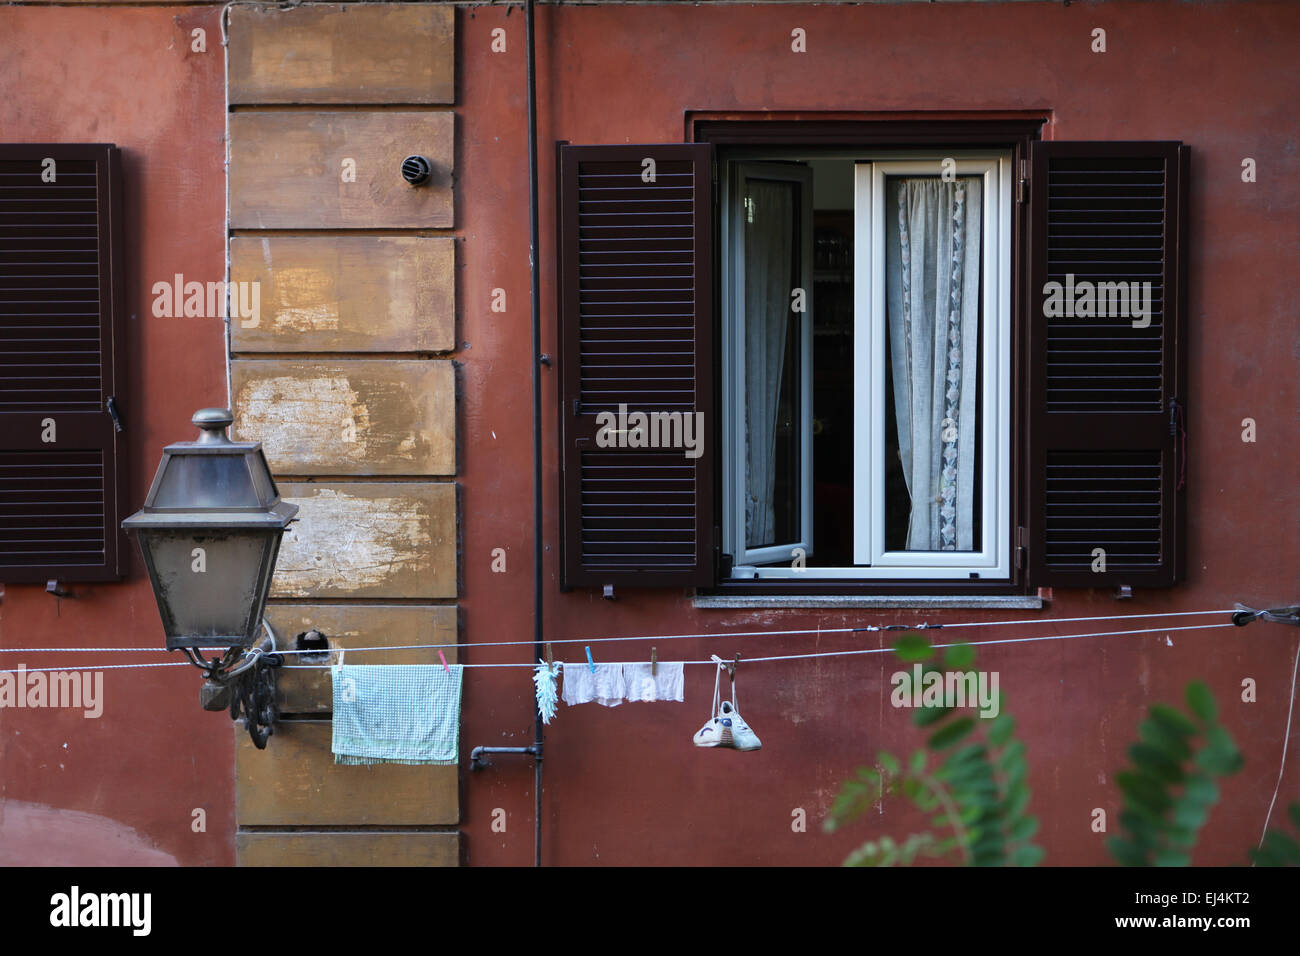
[
  {"left": 1233, "top": 603, "right": 1300, "bottom": 627},
  {"left": 336, "top": 648, "right": 345, "bottom": 668},
  {"left": 585, "top": 645, "right": 595, "bottom": 674},
  {"left": 438, "top": 649, "right": 451, "bottom": 674},
  {"left": 651, "top": 646, "right": 657, "bottom": 677},
  {"left": 545, "top": 642, "right": 554, "bottom": 667},
  {"left": 727, "top": 654, "right": 740, "bottom": 681}
]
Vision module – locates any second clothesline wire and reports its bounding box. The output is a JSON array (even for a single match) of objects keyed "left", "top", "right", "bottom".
[{"left": 0, "top": 611, "right": 1258, "bottom": 673}]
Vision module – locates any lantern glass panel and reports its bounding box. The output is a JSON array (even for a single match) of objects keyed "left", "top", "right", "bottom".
[
  {"left": 141, "top": 529, "right": 277, "bottom": 646},
  {"left": 152, "top": 455, "right": 259, "bottom": 510}
]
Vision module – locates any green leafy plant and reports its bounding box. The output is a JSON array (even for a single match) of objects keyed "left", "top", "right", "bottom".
[
  {"left": 1108, "top": 681, "right": 1242, "bottom": 866},
  {"left": 824, "top": 635, "right": 1043, "bottom": 866},
  {"left": 1251, "top": 803, "right": 1300, "bottom": 867}
]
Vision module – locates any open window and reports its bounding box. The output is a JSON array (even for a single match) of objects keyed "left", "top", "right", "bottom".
[
  {"left": 556, "top": 130, "right": 1188, "bottom": 594},
  {"left": 723, "top": 152, "right": 1013, "bottom": 581}
]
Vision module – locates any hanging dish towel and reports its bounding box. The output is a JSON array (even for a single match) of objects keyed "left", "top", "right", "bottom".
[
  {"left": 331, "top": 664, "right": 463, "bottom": 765},
  {"left": 622, "top": 662, "right": 685, "bottom": 703},
  {"left": 562, "top": 662, "right": 627, "bottom": 707}
]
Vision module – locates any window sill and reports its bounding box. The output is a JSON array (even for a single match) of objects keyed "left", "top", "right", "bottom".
[{"left": 693, "top": 594, "right": 1043, "bottom": 610}]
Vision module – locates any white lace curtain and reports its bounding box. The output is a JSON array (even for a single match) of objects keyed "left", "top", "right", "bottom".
[{"left": 885, "top": 177, "right": 982, "bottom": 551}]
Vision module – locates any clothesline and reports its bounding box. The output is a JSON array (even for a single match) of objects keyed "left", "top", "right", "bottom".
[
  {"left": 0, "top": 619, "right": 1246, "bottom": 674},
  {"left": 0, "top": 608, "right": 1238, "bottom": 656}
]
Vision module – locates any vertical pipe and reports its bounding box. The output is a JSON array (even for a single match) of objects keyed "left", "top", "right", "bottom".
[{"left": 526, "top": 0, "right": 545, "bottom": 869}]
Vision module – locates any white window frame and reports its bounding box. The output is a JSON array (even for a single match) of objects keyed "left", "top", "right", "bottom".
[
  {"left": 722, "top": 162, "right": 814, "bottom": 568},
  {"left": 723, "top": 151, "right": 1013, "bottom": 581}
]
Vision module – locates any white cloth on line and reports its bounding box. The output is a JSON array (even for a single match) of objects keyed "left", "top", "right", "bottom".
[
  {"left": 562, "top": 661, "right": 685, "bottom": 707},
  {"left": 562, "top": 662, "right": 627, "bottom": 707},
  {"left": 622, "top": 662, "right": 685, "bottom": 703}
]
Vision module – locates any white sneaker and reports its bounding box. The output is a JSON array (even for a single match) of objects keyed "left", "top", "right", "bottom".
[
  {"left": 722, "top": 700, "right": 762, "bottom": 750},
  {"left": 693, "top": 712, "right": 733, "bottom": 747}
]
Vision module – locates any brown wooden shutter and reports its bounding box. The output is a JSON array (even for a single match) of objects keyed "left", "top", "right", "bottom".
[
  {"left": 557, "top": 144, "right": 715, "bottom": 588},
  {"left": 1026, "top": 141, "right": 1188, "bottom": 587},
  {"left": 0, "top": 144, "right": 127, "bottom": 582}
]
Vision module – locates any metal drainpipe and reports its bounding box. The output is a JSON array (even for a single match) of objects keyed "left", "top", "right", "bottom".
[
  {"left": 526, "top": 0, "right": 545, "bottom": 871},
  {"left": 465, "top": 0, "right": 546, "bottom": 870}
]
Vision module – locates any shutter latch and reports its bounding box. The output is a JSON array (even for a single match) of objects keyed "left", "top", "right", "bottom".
[
  {"left": 1015, "top": 525, "right": 1028, "bottom": 570},
  {"left": 106, "top": 396, "right": 124, "bottom": 433},
  {"left": 1016, "top": 159, "right": 1028, "bottom": 205}
]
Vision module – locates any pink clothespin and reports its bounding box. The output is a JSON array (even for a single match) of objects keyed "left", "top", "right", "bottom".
[{"left": 438, "top": 649, "right": 451, "bottom": 674}]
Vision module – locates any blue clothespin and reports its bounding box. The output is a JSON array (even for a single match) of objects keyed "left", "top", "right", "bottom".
[{"left": 585, "top": 645, "right": 595, "bottom": 674}]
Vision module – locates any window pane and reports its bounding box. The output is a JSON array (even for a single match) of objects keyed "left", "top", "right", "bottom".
[
  {"left": 883, "top": 175, "right": 983, "bottom": 552},
  {"left": 743, "top": 178, "right": 801, "bottom": 549}
]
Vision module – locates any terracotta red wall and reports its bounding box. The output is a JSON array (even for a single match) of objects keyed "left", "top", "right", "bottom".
[
  {"left": 1, "top": 0, "right": 1296, "bottom": 869},
  {"left": 0, "top": 5, "right": 230, "bottom": 865},
  {"left": 455, "top": 0, "right": 1300, "bottom": 865}
]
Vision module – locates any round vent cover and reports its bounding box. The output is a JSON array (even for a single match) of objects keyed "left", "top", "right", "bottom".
[{"left": 401, "top": 155, "right": 432, "bottom": 186}]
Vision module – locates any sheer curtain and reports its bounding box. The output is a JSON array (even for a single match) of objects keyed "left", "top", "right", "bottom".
[
  {"left": 743, "top": 180, "right": 795, "bottom": 548},
  {"left": 885, "top": 177, "right": 981, "bottom": 551}
]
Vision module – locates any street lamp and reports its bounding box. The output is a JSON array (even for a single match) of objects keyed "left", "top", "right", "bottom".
[{"left": 123, "top": 408, "right": 298, "bottom": 747}]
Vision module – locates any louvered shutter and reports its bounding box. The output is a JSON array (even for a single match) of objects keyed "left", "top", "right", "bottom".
[
  {"left": 558, "top": 144, "right": 715, "bottom": 588},
  {"left": 1026, "top": 141, "right": 1188, "bottom": 587},
  {"left": 0, "top": 144, "right": 127, "bottom": 582}
]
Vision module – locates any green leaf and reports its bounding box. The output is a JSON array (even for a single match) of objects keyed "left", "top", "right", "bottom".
[
  {"left": 1127, "top": 742, "right": 1184, "bottom": 784},
  {"left": 1118, "top": 808, "right": 1162, "bottom": 842},
  {"left": 997, "top": 739, "right": 1027, "bottom": 773},
  {"left": 1138, "top": 716, "right": 1192, "bottom": 762},
  {"left": 1164, "top": 824, "right": 1198, "bottom": 850},
  {"left": 909, "top": 749, "right": 927, "bottom": 774},
  {"left": 1010, "top": 844, "right": 1045, "bottom": 866},
  {"left": 877, "top": 751, "right": 900, "bottom": 775},
  {"left": 1185, "top": 681, "right": 1217, "bottom": 723},
  {"left": 913, "top": 704, "right": 954, "bottom": 727},
  {"left": 1008, "top": 815, "right": 1040, "bottom": 842},
  {"left": 1149, "top": 704, "right": 1197, "bottom": 738},
  {"left": 894, "top": 633, "right": 933, "bottom": 662},
  {"left": 843, "top": 840, "right": 885, "bottom": 867},
  {"left": 1108, "top": 836, "right": 1147, "bottom": 867},
  {"left": 1288, "top": 802, "right": 1300, "bottom": 832},
  {"left": 1154, "top": 848, "right": 1191, "bottom": 867},
  {"left": 942, "top": 642, "right": 976, "bottom": 670},
  {"left": 929, "top": 717, "right": 976, "bottom": 751},
  {"left": 901, "top": 777, "right": 922, "bottom": 801},
  {"left": 1003, "top": 780, "right": 1031, "bottom": 818},
  {"left": 1195, "top": 725, "right": 1243, "bottom": 776},
  {"left": 987, "top": 712, "right": 1016, "bottom": 748},
  {"left": 1180, "top": 772, "right": 1219, "bottom": 808},
  {"left": 948, "top": 743, "right": 988, "bottom": 767},
  {"left": 936, "top": 755, "right": 992, "bottom": 787},
  {"left": 1251, "top": 830, "right": 1300, "bottom": 867},
  {"left": 1170, "top": 798, "right": 1209, "bottom": 831},
  {"left": 1117, "top": 770, "right": 1173, "bottom": 815}
]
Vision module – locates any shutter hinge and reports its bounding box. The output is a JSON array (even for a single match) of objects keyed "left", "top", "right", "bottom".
[
  {"left": 573, "top": 398, "right": 580, "bottom": 416},
  {"left": 106, "top": 396, "right": 124, "bottom": 433},
  {"left": 1015, "top": 525, "right": 1028, "bottom": 570},
  {"left": 1016, "top": 160, "right": 1028, "bottom": 206}
]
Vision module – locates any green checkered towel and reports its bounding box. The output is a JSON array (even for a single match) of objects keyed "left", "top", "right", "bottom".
[{"left": 331, "top": 664, "right": 463, "bottom": 766}]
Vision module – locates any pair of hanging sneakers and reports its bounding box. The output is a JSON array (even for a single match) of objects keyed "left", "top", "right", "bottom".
[{"left": 693, "top": 655, "right": 761, "bottom": 750}]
